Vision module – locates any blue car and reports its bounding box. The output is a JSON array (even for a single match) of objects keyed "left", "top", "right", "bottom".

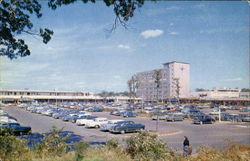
[{"left": 110, "top": 121, "right": 145, "bottom": 134}]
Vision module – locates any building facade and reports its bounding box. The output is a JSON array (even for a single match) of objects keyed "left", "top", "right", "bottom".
[
  {"left": 135, "top": 61, "right": 190, "bottom": 101},
  {"left": 193, "top": 88, "right": 241, "bottom": 99},
  {"left": 0, "top": 89, "right": 99, "bottom": 103}
]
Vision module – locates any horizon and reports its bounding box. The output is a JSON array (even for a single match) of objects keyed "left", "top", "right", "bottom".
[{"left": 1, "top": 1, "right": 249, "bottom": 93}]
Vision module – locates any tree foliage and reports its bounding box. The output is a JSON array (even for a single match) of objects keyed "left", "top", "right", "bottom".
[
  {"left": 0, "top": 0, "right": 145, "bottom": 59},
  {"left": 126, "top": 132, "right": 176, "bottom": 161},
  {"left": 0, "top": 0, "right": 53, "bottom": 59}
]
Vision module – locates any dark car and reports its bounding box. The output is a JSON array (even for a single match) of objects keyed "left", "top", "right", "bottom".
[
  {"left": 0, "top": 122, "right": 31, "bottom": 135},
  {"left": 110, "top": 121, "right": 145, "bottom": 134},
  {"left": 193, "top": 115, "right": 215, "bottom": 124},
  {"left": 123, "top": 112, "right": 137, "bottom": 117}
]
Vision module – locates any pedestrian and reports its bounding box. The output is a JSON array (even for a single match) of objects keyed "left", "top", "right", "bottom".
[{"left": 183, "top": 136, "right": 190, "bottom": 157}]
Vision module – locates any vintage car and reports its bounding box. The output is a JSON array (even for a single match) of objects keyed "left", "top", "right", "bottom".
[
  {"left": 0, "top": 122, "right": 31, "bottom": 135},
  {"left": 76, "top": 115, "right": 98, "bottom": 126},
  {"left": 85, "top": 117, "right": 108, "bottom": 128},
  {"left": 193, "top": 115, "right": 215, "bottom": 124},
  {"left": 166, "top": 114, "right": 184, "bottom": 122},
  {"left": 110, "top": 121, "right": 145, "bottom": 134},
  {"left": 100, "top": 120, "right": 125, "bottom": 131}
]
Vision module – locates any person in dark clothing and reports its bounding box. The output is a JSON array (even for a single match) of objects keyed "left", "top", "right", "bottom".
[{"left": 183, "top": 136, "right": 190, "bottom": 157}]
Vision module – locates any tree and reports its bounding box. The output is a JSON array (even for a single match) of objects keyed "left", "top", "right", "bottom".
[
  {"left": 153, "top": 69, "right": 162, "bottom": 132},
  {"left": 173, "top": 77, "right": 180, "bottom": 104},
  {"left": 195, "top": 88, "right": 207, "bottom": 92},
  {"left": 127, "top": 75, "right": 139, "bottom": 104},
  {"left": 153, "top": 69, "right": 162, "bottom": 103},
  {"left": 0, "top": 0, "right": 145, "bottom": 59},
  {"left": 241, "top": 88, "right": 250, "bottom": 92}
]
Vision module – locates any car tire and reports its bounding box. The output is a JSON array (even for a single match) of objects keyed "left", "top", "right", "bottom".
[{"left": 121, "top": 130, "right": 125, "bottom": 134}]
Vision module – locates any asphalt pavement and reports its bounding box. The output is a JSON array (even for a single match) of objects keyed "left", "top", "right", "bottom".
[{"left": 2, "top": 106, "right": 250, "bottom": 153}]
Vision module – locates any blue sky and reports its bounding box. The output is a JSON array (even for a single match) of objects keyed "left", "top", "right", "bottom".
[{"left": 0, "top": 1, "right": 249, "bottom": 93}]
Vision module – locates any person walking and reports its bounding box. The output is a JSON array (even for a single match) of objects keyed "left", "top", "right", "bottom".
[{"left": 183, "top": 136, "right": 190, "bottom": 157}]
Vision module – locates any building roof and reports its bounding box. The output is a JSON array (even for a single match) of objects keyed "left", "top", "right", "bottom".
[
  {"left": 163, "top": 61, "right": 189, "bottom": 65},
  {"left": 0, "top": 89, "right": 91, "bottom": 94}
]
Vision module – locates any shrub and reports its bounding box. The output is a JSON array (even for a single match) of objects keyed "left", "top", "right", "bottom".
[
  {"left": 106, "top": 138, "right": 119, "bottom": 149},
  {"left": 33, "top": 127, "right": 71, "bottom": 157},
  {"left": 0, "top": 135, "right": 31, "bottom": 161},
  {"left": 191, "top": 140, "right": 250, "bottom": 161},
  {"left": 126, "top": 132, "right": 177, "bottom": 161},
  {"left": 74, "top": 141, "right": 89, "bottom": 161}
]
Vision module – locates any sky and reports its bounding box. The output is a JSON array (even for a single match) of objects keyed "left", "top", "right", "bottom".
[{"left": 0, "top": 1, "right": 249, "bottom": 93}]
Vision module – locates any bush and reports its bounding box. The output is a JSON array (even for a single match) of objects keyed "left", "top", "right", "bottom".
[
  {"left": 0, "top": 135, "right": 31, "bottom": 161},
  {"left": 191, "top": 140, "right": 250, "bottom": 161},
  {"left": 33, "top": 127, "right": 71, "bottom": 157},
  {"left": 74, "top": 141, "right": 89, "bottom": 161},
  {"left": 106, "top": 138, "right": 119, "bottom": 149},
  {"left": 0, "top": 127, "right": 14, "bottom": 136},
  {"left": 126, "top": 132, "right": 177, "bottom": 161}
]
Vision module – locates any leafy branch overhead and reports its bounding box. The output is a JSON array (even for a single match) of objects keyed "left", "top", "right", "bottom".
[{"left": 0, "top": 0, "right": 145, "bottom": 59}]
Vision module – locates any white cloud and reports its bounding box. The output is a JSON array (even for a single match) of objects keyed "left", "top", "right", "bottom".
[
  {"left": 169, "top": 32, "right": 179, "bottom": 35},
  {"left": 221, "top": 77, "right": 243, "bottom": 82},
  {"left": 117, "top": 44, "right": 130, "bottom": 49},
  {"left": 140, "top": 29, "right": 164, "bottom": 39}
]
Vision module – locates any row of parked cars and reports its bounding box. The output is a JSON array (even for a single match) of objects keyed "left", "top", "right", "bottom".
[
  {"left": 17, "top": 104, "right": 145, "bottom": 134},
  {"left": 0, "top": 108, "right": 31, "bottom": 135}
]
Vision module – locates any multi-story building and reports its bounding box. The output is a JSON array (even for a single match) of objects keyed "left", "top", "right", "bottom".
[{"left": 135, "top": 61, "right": 190, "bottom": 101}]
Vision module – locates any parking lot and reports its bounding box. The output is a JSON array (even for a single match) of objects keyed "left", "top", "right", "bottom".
[{"left": 2, "top": 105, "right": 250, "bottom": 153}]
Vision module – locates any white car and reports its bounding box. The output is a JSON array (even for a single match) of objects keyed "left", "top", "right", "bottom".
[
  {"left": 209, "top": 110, "right": 220, "bottom": 115},
  {"left": 100, "top": 120, "right": 124, "bottom": 131},
  {"left": 0, "top": 116, "right": 17, "bottom": 123},
  {"left": 76, "top": 116, "right": 97, "bottom": 126},
  {"left": 85, "top": 117, "right": 108, "bottom": 128}
]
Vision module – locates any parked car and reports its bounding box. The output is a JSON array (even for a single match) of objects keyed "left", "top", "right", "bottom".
[
  {"left": 88, "top": 108, "right": 104, "bottom": 112},
  {"left": 209, "top": 110, "right": 220, "bottom": 115},
  {"left": 100, "top": 120, "right": 124, "bottom": 131},
  {"left": 242, "top": 115, "right": 250, "bottom": 122},
  {"left": 193, "top": 115, "right": 215, "bottom": 124},
  {"left": 69, "top": 114, "right": 91, "bottom": 123},
  {"left": 123, "top": 112, "right": 137, "bottom": 117},
  {"left": 240, "top": 108, "right": 250, "bottom": 112},
  {"left": 166, "top": 115, "right": 184, "bottom": 122},
  {"left": 76, "top": 116, "right": 98, "bottom": 126},
  {"left": 151, "top": 115, "right": 167, "bottom": 120},
  {"left": 85, "top": 117, "right": 108, "bottom": 128},
  {"left": 110, "top": 121, "right": 145, "bottom": 134},
  {"left": 0, "top": 122, "right": 31, "bottom": 135}
]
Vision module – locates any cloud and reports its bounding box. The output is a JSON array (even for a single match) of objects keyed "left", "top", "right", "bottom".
[
  {"left": 169, "top": 32, "right": 179, "bottom": 35},
  {"left": 141, "top": 29, "right": 164, "bottom": 39},
  {"left": 117, "top": 44, "right": 130, "bottom": 49},
  {"left": 220, "top": 77, "right": 242, "bottom": 82}
]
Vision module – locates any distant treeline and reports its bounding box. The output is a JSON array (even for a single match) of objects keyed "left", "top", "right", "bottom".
[{"left": 97, "top": 91, "right": 129, "bottom": 97}]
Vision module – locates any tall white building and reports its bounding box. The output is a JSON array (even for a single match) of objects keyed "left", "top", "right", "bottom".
[{"left": 135, "top": 61, "right": 190, "bottom": 101}]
